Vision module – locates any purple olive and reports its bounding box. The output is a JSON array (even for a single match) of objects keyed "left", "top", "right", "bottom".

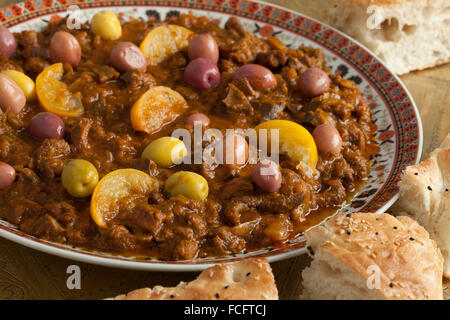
[
  {"left": 188, "top": 33, "right": 219, "bottom": 63},
  {"left": 251, "top": 159, "right": 282, "bottom": 192},
  {"left": 0, "top": 162, "right": 15, "bottom": 189},
  {"left": 233, "top": 64, "right": 277, "bottom": 92},
  {"left": 184, "top": 58, "right": 221, "bottom": 89},
  {"left": 298, "top": 68, "right": 331, "bottom": 98},
  {"left": 0, "top": 25, "right": 16, "bottom": 58},
  {"left": 50, "top": 31, "right": 82, "bottom": 66},
  {"left": 312, "top": 124, "right": 343, "bottom": 154},
  {"left": 186, "top": 113, "right": 210, "bottom": 127},
  {"left": 110, "top": 42, "right": 147, "bottom": 72},
  {"left": 0, "top": 73, "right": 26, "bottom": 115},
  {"left": 28, "top": 112, "right": 65, "bottom": 140}
]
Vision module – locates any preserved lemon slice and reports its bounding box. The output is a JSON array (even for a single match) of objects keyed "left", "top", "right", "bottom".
[
  {"left": 36, "top": 63, "right": 84, "bottom": 117},
  {"left": 140, "top": 24, "right": 194, "bottom": 65},
  {"left": 90, "top": 169, "right": 159, "bottom": 228},
  {"left": 130, "top": 86, "right": 188, "bottom": 134},
  {"left": 255, "top": 120, "right": 318, "bottom": 175}
]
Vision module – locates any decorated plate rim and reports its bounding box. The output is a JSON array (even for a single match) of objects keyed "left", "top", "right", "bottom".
[{"left": 0, "top": 0, "right": 422, "bottom": 271}]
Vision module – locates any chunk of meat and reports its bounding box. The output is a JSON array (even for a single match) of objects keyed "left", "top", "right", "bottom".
[
  {"left": 35, "top": 139, "right": 71, "bottom": 179},
  {"left": 287, "top": 57, "right": 308, "bottom": 74},
  {"left": 0, "top": 136, "right": 11, "bottom": 159},
  {"left": 223, "top": 191, "right": 307, "bottom": 225},
  {"left": 127, "top": 203, "right": 166, "bottom": 235},
  {"left": 24, "top": 57, "right": 48, "bottom": 75},
  {"left": 70, "top": 118, "right": 93, "bottom": 153},
  {"left": 315, "top": 179, "right": 346, "bottom": 207},
  {"left": 345, "top": 122, "right": 367, "bottom": 150},
  {"left": 112, "top": 134, "right": 138, "bottom": 166},
  {"left": 227, "top": 170, "right": 311, "bottom": 222},
  {"left": 3, "top": 198, "right": 40, "bottom": 225},
  {"left": 225, "top": 17, "right": 247, "bottom": 38},
  {"left": 174, "top": 85, "right": 199, "bottom": 101},
  {"left": 220, "top": 177, "right": 254, "bottom": 199},
  {"left": 262, "top": 214, "right": 292, "bottom": 243},
  {"left": 212, "top": 227, "right": 246, "bottom": 255},
  {"left": 343, "top": 148, "right": 370, "bottom": 179},
  {"left": 229, "top": 37, "right": 268, "bottom": 65},
  {"left": 256, "top": 50, "right": 288, "bottom": 69},
  {"left": 174, "top": 239, "right": 199, "bottom": 260},
  {"left": 19, "top": 167, "right": 40, "bottom": 183},
  {"left": 20, "top": 214, "right": 66, "bottom": 242},
  {"left": 232, "top": 77, "right": 256, "bottom": 97},
  {"left": 251, "top": 100, "right": 285, "bottom": 121},
  {"left": 301, "top": 108, "right": 337, "bottom": 127},
  {"left": 103, "top": 225, "right": 138, "bottom": 251},
  {"left": 92, "top": 65, "right": 120, "bottom": 83},
  {"left": 222, "top": 83, "right": 253, "bottom": 115},
  {"left": 44, "top": 201, "right": 77, "bottom": 228},
  {"left": 29, "top": 46, "right": 50, "bottom": 60},
  {"left": 219, "top": 59, "right": 238, "bottom": 73},
  {"left": 120, "top": 69, "right": 156, "bottom": 89}
]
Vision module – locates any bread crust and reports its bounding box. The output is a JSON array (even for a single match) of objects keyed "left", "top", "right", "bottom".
[
  {"left": 396, "top": 133, "right": 450, "bottom": 278},
  {"left": 303, "top": 212, "right": 443, "bottom": 300},
  {"left": 405, "top": 57, "right": 450, "bottom": 74},
  {"left": 108, "top": 258, "right": 278, "bottom": 300}
]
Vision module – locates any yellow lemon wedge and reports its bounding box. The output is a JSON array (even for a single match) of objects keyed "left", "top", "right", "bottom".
[
  {"left": 2, "top": 69, "right": 36, "bottom": 101},
  {"left": 130, "top": 86, "right": 188, "bottom": 134},
  {"left": 140, "top": 24, "right": 194, "bottom": 66},
  {"left": 36, "top": 63, "right": 84, "bottom": 117},
  {"left": 254, "top": 120, "right": 318, "bottom": 175},
  {"left": 90, "top": 169, "right": 159, "bottom": 228}
]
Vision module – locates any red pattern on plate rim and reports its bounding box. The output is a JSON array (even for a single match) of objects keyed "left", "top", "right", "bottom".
[{"left": 0, "top": 0, "right": 422, "bottom": 270}]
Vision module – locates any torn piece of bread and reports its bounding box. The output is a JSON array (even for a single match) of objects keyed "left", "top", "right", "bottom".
[
  {"left": 395, "top": 133, "right": 450, "bottom": 278},
  {"left": 326, "top": 0, "right": 450, "bottom": 75},
  {"left": 108, "top": 258, "right": 278, "bottom": 300},
  {"left": 302, "top": 212, "right": 443, "bottom": 300}
]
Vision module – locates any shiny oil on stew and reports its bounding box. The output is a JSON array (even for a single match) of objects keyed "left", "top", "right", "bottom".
[{"left": 0, "top": 14, "right": 377, "bottom": 260}]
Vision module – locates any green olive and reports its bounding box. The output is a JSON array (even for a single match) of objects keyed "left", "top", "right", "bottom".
[
  {"left": 141, "top": 137, "right": 188, "bottom": 168},
  {"left": 91, "top": 10, "right": 122, "bottom": 40},
  {"left": 62, "top": 159, "right": 99, "bottom": 198},
  {"left": 1, "top": 70, "right": 36, "bottom": 101},
  {"left": 164, "top": 171, "right": 209, "bottom": 200}
]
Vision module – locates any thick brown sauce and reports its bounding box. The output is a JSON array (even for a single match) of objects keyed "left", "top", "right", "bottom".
[{"left": 0, "top": 14, "right": 377, "bottom": 260}]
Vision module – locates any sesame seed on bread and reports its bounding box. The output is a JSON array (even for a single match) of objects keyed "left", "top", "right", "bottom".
[
  {"left": 108, "top": 258, "right": 278, "bottom": 300},
  {"left": 302, "top": 212, "right": 443, "bottom": 300}
]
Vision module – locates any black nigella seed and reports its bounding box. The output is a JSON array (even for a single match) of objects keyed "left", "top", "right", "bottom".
[
  {"left": 409, "top": 237, "right": 415, "bottom": 241},
  {"left": 427, "top": 186, "right": 432, "bottom": 191},
  {"left": 389, "top": 283, "right": 394, "bottom": 288},
  {"left": 215, "top": 293, "right": 220, "bottom": 299},
  {"left": 414, "top": 172, "right": 418, "bottom": 175},
  {"left": 375, "top": 232, "right": 379, "bottom": 235},
  {"left": 393, "top": 226, "right": 398, "bottom": 230},
  {"left": 224, "top": 285, "right": 229, "bottom": 289},
  {"left": 346, "top": 230, "right": 351, "bottom": 235},
  {"left": 246, "top": 272, "right": 251, "bottom": 277},
  {"left": 170, "top": 294, "right": 174, "bottom": 299},
  {"left": 446, "top": 189, "right": 449, "bottom": 192},
  {"left": 346, "top": 213, "right": 351, "bottom": 218}
]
